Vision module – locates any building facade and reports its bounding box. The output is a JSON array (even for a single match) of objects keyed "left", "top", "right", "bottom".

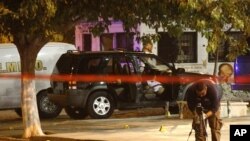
[{"left": 75, "top": 21, "right": 246, "bottom": 77}]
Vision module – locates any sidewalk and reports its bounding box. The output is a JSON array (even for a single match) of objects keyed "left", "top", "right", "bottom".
[{"left": 30, "top": 115, "right": 250, "bottom": 141}]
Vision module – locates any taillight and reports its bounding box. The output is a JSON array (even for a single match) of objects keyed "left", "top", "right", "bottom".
[{"left": 69, "top": 81, "right": 77, "bottom": 89}]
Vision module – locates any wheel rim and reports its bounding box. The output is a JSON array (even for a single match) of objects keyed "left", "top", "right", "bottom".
[
  {"left": 40, "top": 96, "right": 59, "bottom": 113},
  {"left": 93, "top": 96, "right": 110, "bottom": 115}
]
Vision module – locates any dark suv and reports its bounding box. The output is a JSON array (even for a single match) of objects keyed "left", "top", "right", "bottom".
[{"left": 48, "top": 50, "right": 219, "bottom": 119}]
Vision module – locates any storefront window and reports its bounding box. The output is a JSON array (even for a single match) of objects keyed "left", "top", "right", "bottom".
[
  {"left": 158, "top": 32, "right": 197, "bottom": 63},
  {"left": 177, "top": 33, "right": 197, "bottom": 63},
  {"left": 208, "top": 32, "right": 243, "bottom": 62},
  {"left": 116, "top": 33, "right": 134, "bottom": 51},
  {"left": 100, "top": 34, "right": 113, "bottom": 51},
  {"left": 100, "top": 33, "right": 134, "bottom": 51}
]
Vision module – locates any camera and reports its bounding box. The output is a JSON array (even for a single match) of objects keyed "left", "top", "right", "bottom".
[{"left": 195, "top": 103, "right": 203, "bottom": 115}]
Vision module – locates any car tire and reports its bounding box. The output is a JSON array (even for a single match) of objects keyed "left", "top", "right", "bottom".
[
  {"left": 65, "top": 106, "right": 88, "bottom": 119},
  {"left": 87, "top": 91, "right": 114, "bottom": 119},
  {"left": 37, "top": 91, "right": 62, "bottom": 119}
]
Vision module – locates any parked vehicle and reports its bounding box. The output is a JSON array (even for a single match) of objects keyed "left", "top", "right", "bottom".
[
  {"left": 48, "top": 50, "right": 220, "bottom": 119},
  {"left": 231, "top": 54, "right": 250, "bottom": 90},
  {"left": 0, "top": 42, "right": 75, "bottom": 118}
]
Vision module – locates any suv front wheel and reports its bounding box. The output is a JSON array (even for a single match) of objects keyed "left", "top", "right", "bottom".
[{"left": 87, "top": 91, "right": 114, "bottom": 119}]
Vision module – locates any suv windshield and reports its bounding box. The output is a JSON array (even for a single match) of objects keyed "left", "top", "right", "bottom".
[
  {"left": 132, "top": 55, "right": 171, "bottom": 73},
  {"left": 141, "top": 56, "right": 169, "bottom": 71}
]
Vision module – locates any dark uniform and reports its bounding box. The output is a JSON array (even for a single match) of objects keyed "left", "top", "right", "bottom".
[{"left": 186, "top": 80, "right": 223, "bottom": 141}]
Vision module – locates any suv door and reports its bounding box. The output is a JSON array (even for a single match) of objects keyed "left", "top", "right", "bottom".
[
  {"left": 114, "top": 54, "right": 169, "bottom": 105},
  {"left": 112, "top": 55, "right": 138, "bottom": 103},
  {"left": 131, "top": 54, "right": 177, "bottom": 102}
]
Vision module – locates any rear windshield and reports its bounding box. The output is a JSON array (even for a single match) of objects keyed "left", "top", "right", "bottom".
[{"left": 53, "top": 54, "right": 74, "bottom": 74}]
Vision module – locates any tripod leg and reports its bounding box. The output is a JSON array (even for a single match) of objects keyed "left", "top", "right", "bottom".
[
  {"left": 194, "top": 115, "right": 207, "bottom": 141},
  {"left": 195, "top": 130, "right": 206, "bottom": 141}
]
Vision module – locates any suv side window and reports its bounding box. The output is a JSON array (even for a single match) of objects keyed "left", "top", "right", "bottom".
[
  {"left": 113, "top": 55, "right": 136, "bottom": 75},
  {"left": 78, "top": 56, "right": 113, "bottom": 74},
  {"left": 100, "top": 57, "right": 113, "bottom": 74},
  {"left": 87, "top": 58, "right": 102, "bottom": 74}
]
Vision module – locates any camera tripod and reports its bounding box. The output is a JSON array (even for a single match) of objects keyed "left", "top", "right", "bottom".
[{"left": 187, "top": 106, "right": 208, "bottom": 141}]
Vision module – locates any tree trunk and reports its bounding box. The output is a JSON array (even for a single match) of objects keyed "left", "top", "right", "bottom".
[
  {"left": 213, "top": 47, "right": 219, "bottom": 76},
  {"left": 19, "top": 46, "right": 44, "bottom": 138}
]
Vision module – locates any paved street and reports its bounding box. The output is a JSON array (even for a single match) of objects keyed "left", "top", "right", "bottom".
[
  {"left": 33, "top": 115, "right": 250, "bottom": 141},
  {"left": 0, "top": 108, "right": 250, "bottom": 141}
]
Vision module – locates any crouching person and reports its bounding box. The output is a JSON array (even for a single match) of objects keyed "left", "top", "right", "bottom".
[{"left": 186, "top": 80, "right": 223, "bottom": 141}]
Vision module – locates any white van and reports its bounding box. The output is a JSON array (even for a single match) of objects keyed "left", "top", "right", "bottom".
[{"left": 0, "top": 42, "right": 75, "bottom": 118}]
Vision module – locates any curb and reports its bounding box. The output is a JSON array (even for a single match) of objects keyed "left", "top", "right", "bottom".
[{"left": 0, "top": 137, "right": 28, "bottom": 141}]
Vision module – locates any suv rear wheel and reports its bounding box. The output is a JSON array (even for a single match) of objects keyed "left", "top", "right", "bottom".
[
  {"left": 87, "top": 91, "right": 114, "bottom": 119},
  {"left": 65, "top": 106, "right": 88, "bottom": 119}
]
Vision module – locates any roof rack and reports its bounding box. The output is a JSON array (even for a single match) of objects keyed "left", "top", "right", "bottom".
[{"left": 113, "top": 48, "right": 127, "bottom": 52}]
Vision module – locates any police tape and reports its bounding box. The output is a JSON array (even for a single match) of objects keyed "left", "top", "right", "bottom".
[{"left": 0, "top": 74, "right": 217, "bottom": 83}]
